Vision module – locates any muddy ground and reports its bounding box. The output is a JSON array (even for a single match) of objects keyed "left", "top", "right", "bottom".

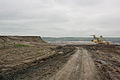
[
  {"left": 84, "top": 45, "right": 120, "bottom": 80},
  {"left": 0, "top": 36, "right": 120, "bottom": 80}
]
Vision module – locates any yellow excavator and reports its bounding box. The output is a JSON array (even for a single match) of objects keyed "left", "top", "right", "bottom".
[{"left": 91, "top": 35, "right": 109, "bottom": 45}]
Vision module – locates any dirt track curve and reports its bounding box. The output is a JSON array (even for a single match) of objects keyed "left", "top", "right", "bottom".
[{"left": 49, "top": 48, "right": 100, "bottom": 80}]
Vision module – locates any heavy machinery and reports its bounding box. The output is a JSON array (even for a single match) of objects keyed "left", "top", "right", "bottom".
[{"left": 91, "top": 35, "right": 109, "bottom": 45}]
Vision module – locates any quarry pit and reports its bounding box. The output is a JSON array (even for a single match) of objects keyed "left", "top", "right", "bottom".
[{"left": 0, "top": 36, "right": 120, "bottom": 80}]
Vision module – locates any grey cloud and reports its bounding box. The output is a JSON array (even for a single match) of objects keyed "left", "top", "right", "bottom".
[
  {"left": 55, "top": 0, "right": 102, "bottom": 6},
  {"left": 0, "top": 0, "right": 120, "bottom": 37}
]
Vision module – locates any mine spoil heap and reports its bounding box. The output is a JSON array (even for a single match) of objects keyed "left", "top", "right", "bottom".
[{"left": 0, "top": 36, "right": 45, "bottom": 43}]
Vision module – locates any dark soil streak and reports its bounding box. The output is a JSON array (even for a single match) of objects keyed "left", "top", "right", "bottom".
[{"left": 1, "top": 46, "right": 76, "bottom": 80}]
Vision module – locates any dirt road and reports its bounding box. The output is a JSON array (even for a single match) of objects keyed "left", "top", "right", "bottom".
[
  {"left": 9, "top": 47, "right": 100, "bottom": 80},
  {"left": 1, "top": 36, "right": 119, "bottom": 80},
  {"left": 2, "top": 45, "right": 119, "bottom": 80},
  {"left": 49, "top": 48, "right": 100, "bottom": 80},
  {"left": 12, "top": 47, "right": 101, "bottom": 80}
]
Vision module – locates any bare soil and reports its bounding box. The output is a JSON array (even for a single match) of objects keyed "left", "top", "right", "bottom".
[
  {"left": 84, "top": 45, "right": 120, "bottom": 80},
  {"left": 49, "top": 48, "right": 100, "bottom": 80},
  {"left": 0, "top": 36, "right": 120, "bottom": 80},
  {"left": 0, "top": 42, "right": 75, "bottom": 80}
]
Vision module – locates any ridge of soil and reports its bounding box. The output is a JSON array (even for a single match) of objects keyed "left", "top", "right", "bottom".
[
  {"left": 0, "top": 36, "right": 45, "bottom": 43},
  {"left": 0, "top": 45, "right": 76, "bottom": 80}
]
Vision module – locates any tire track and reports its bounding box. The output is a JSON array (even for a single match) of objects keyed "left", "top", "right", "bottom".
[{"left": 49, "top": 47, "right": 101, "bottom": 80}]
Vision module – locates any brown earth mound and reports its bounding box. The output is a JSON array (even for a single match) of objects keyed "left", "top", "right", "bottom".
[
  {"left": 0, "top": 36, "right": 54, "bottom": 80},
  {"left": 0, "top": 36, "right": 45, "bottom": 43}
]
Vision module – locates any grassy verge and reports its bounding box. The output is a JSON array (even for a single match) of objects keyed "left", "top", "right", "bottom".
[
  {"left": 14, "top": 44, "right": 29, "bottom": 48},
  {"left": 0, "top": 42, "right": 7, "bottom": 49}
]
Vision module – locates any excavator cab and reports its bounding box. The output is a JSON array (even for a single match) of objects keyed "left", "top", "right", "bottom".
[
  {"left": 91, "top": 35, "right": 109, "bottom": 45},
  {"left": 91, "top": 35, "right": 99, "bottom": 43}
]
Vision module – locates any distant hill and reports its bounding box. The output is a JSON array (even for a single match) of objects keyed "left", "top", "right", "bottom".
[{"left": 42, "top": 37, "right": 120, "bottom": 43}]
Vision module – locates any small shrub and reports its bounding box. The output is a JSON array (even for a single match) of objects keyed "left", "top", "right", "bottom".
[
  {"left": 0, "top": 41, "right": 7, "bottom": 48},
  {"left": 14, "top": 44, "right": 29, "bottom": 48},
  {"left": 1, "top": 42, "right": 7, "bottom": 44}
]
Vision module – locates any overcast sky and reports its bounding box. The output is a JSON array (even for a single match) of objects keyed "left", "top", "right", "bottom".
[{"left": 0, "top": 0, "right": 120, "bottom": 37}]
